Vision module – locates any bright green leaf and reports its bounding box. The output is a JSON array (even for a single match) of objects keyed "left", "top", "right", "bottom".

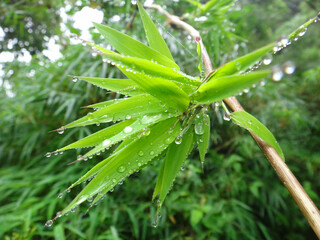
[
  {"left": 194, "top": 113, "right": 210, "bottom": 164},
  {"left": 153, "top": 126, "right": 194, "bottom": 204},
  {"left": 93, "top": 22, "right": 179, "bottom": 69},
  {"left": 191, "top": 70, "right": 270, "bottom": 104},
  {"left": 231, "top": 110, "right": 285, "bottom": 160},
  {"left": 60, "top": 118, "right": 180, "bottom": 215},
  {"left": 137, "top": 1, "right": 174, "bottom": 61}
]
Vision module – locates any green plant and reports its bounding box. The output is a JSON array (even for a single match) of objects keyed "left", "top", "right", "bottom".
[{"left": 46, "top": 1, "right": 320, "bottom": 234}]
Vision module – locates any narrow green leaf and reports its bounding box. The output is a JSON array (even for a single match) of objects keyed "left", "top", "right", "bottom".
[
  {"left": 60, "top": 118, "right": 180, "bottom": 215},
  {"left": 100, "top": 51, "right": 200, "bottom": 86},
  {"left": 57, "top": 119, "right": 135, "bottom": 151},
  {"left": 93, "top": 22, "right": 179, "bottom": 69},
  {"left": 78, "top": 76, "right": 144, "bottom": 96},
  {"left": 82, "top": 112, "right": 179, "bottom": 159},
  {"left": 231, "top": 110, "right": 284, "bottom": 160},
  {"left": 191, "top": 70, "right": 270, "bottom": 104},
  {"left": 87, "top": 99, "right": 126, "bottom": 109},
  {"left": 209, "top": 43, "right": 274, "bottom": 79},
  {"left": 137, "top": 1, "right": 174, "bottom": 61},
  {"left": 62, "top": 95, "right": 170, "bottom": 129},
  {"left": 194, "top": 113, "right": 210, "bottom": 164},
  {"left": 153, "top": 127, "right": 194, "bottom": 203}
]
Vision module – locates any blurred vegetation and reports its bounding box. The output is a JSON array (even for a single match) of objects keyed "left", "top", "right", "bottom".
[{"left": 0, "top": 0, "right": 319, "bottom": 239}]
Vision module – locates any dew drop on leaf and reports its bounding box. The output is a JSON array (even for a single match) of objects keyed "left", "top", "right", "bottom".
[
  {"left": 57, "top": 128, "right": 64, "bottom": 134},
  {"left": 298, "top": 27, "right": 307, "bottom": 37},
  {"left": 195, "top": 122, "right": 204, "bottom": 135},
  {"left": 118, "top": 165, "right": 126, "bottom": 173},
  {"left": 175, "top": 135, "right": 182, "bottom": 145},
  {"left": 124, "top": 126, "right": 133, "bottom": 133},
  {"left": 149, "top": 151, "right": 155, "bottom": 156},
  {"left": 138, "top": 150, "right": 144, "bottom": 157},
  {"left": 263, "top": 54, "right": 272, "bottom": 65},
  {"left": 103, "top": 139, "right": 111, "bottom": 147},
  {"left": 57, "top": 193, "right": 63, "bottom": 198},
  {"left": 45, "top": 152, "right": 51, "bottom": 158},
  {"left": 72, "top": 77, "right": 78, "bottom": 82},
  {"left": 45, "top": 220, "right": 53, "bottom": 227}
]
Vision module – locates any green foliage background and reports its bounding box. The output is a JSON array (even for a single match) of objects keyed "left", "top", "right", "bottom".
[{"left": 0, "top": 0, "right": 319, "bottom": 239}]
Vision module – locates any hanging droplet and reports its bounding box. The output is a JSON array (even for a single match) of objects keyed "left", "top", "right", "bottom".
[
  {"left": 82, "top": 41, "right": 87, "bottom": 46},
  {"left": 102, "top": 58, "right": 108, "bottom": 63},
  {"left": 56, "top": 211, "right": 62, "bottom": 218},
  {"left": 243, "top": 88, "right": 249, "bottom": 93},
  {"left": 283, "top": 61, "right": 296, "bottom": 75},
  {"left": 124, "top": 126, "right": 133, "bottom": 133},
  {"left": 45, "top": 220, "right": 53, "bottom": 227},
  {"left": 71, "top": 207, "right": 76, "bottom": 213},
  {"left": 263, "top": 54, "right": 273, "bottom": 65},
  {"left": 103, "top": 139, "right": 111, "bottom": 147},
  {"left": 117, "top": 165, "right": 126, "bottom": 173},
  {"left": 152, "top": 221, "right": 158, "bottom": 228},
  {"left": 273, "top": 45, "right": 279, "bottom": 54},
  {"left": 126, "top": 115, "right": 132, "bottom": 120},
  {"left": 57, "top": 128, "right": 65, "bottom": 134},
  {"left": 45, "top": 152, "right": 51, "bottom": 158},
  {"left": 138, "top": 150, "right": 144, "bottom": 157},
  {"left": 298, "top": 27, "right": 307, "bottom": 37},
  {"left": 72, "top": 76, "right": 78, "bottom": 82},
  {"left": 87, "top": 196, "right": 93, "bottom": 202},
  {"left": 175, "top": 135, "right": 182, "bottom": 145},
  {"left": 223, "top": 112, "right": 231, "bottom": 121},
  {"left": 57, "top": 193, "right": 63, "bottom": 198},
  {"left": 280, "top": 37, "right": 289, "bottom": 47},
  {"left": 272, "top": 66, "right": 284, "bottom": 81}
]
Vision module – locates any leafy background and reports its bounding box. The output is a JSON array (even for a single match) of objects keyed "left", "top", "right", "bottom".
[{"left": 0, "top": 0, "right": 319, "bottom": 239}]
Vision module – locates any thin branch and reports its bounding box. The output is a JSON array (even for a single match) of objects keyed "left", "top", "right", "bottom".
[{"left": 148, "top": 4, "right": 320, "bottom": 237}]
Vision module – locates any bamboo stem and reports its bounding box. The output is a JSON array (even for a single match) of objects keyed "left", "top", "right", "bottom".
[{"left": 148, "top": 4, "right": 320, "bottom": 237}]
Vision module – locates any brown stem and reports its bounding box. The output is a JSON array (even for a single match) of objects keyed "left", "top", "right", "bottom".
[{"left": 148, "top": 4, "right": 320, "bottom": 237}]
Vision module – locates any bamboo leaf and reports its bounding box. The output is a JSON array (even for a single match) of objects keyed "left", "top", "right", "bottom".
[
  {"left": 231, "top": 110, "right": 285, "bottom": 160},
  {"left": 194, "top": 113, "right": 210, "bottom": 164},
  {"left": 87, "top": 99, "right": 126, "bottom": 109},
  {"left": 191, "top": 70, "right": 270, "bottom": 104},
  {"left": 62, "top": 95, "right": 170, "bottom": 129},
  {"left": 81, "top": 112, "right": 179, "bottom": 159},
  {"left": 153, "top": 127, "right": 194, "bottom": 204},
  {"left": 78, "top": 76, "right": 144, "bottom": 96},
  {"left": 137, "top": 1, "right": 174, "bottom": 61},
  {"left": 93, "top": 22, "right": 179, "bottom": 69},
  {"left": 60, "top": 118, "right": 180, "bottom": 215},
  {"left": 209, "top": 43, "right": 274, "bottom": 79},
  {"left": 56, "top": 120, "right": 135, "bottom": 152}
]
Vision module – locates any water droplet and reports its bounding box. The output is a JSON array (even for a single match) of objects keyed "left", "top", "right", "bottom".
[
  {"left": 223, "top": 112, "right": 231, "bottom": 121},
  {"left": 164, "top": 137, "right": 172, "bottom": 144},
  {"left": 82, "top": 41, "right": 87, "bottom": 46},
  {"left": 56, "top": 211, "right": 62, "bottom": 218},
  {"left": 45, "top": 152, "right": 51, "bottom": 158},
  {"left": 283, "top": 181, "right": 287, "bottom": 185},
  {"left": 263, "top": 54, "right": 272, "bottom": 65},
  {"left": 180, "top": 165, "right": 185, "bottom": 171},
  {"left": 298, "top": 27, "right": 307, "bottom": 37},
  {"left": 92, "top": 52, "right": 97, "bottom": 57},
  {"left": 57, "top": 128, "right": 64, "bottom": 134},
  {"left": 45, "top": 220, "right": 53, "bottom": 227},
  {"left": 72, "top": 76, "right": 78, "bottom": 82},
  {"left": 124, "top": 126, "right": 133, "bottom": 133},
  {"left": 175, "top": 135, "right": 182, "bottom": 145},
  {"left": 126, "top": 115, "right": 132, "bottom": 119},
  {"left": 143, "top": 128, "right": 151, "bottom": 136},
  {"left": 194, "top": 122, "right": 204, "bottom": 135},
  {"left": 273, "top": 45, "right": 279, "bottom": 53},
  {"left": 102, "top": 58, "right": 108, "bottom": 63},
  {"left": 57, "top": 193, "right": 63, "bottom": 198},
  {"left": 152, "top": 221, "right": 158, "bottom": 228},
  {"left": 272, "top": 66, "right": 284, "bottom": 81},
  {"left": 87, "top": 196, "right": 93, "bottom": 202},
  {"left": 67, "top": 189, "right": 71, "bottom": 193},
  {"left": 71, "top": 207, "right": 76, "bottom": 213},
  {"left": 243, "top": 88, "right": 249, "bottom": 93},
  {"left": 260, "top": 80, "right": 266, "bottom": 86},
  {"left": 279, "top": 37, "right": 289, "bottom": 47},
  {"left": 283, "top": 61, "right": 296, "bottom": 75},
  {"left": 138, "top": 162, "right": 142, "bottom": 167},
  {"left": 138, "top": 150, "right": 144, "bottom": 156},
  {"left": 96, "top": 123, "right": 100, "bottom": 126},
  {"left": 110, "top": 188, "right": 114, "bottom": 192},
  {"left": 118, "top": 165, "right": 126, "bottom": 173},
  {"left": 149, "top": 151, "right": 155, "bottom": 156},
  {"left": 112, "top": 178, "right": 117, "bottom": 184},
  {"left": 103, "top": 139, "right": 111, "bottom": 147}
]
